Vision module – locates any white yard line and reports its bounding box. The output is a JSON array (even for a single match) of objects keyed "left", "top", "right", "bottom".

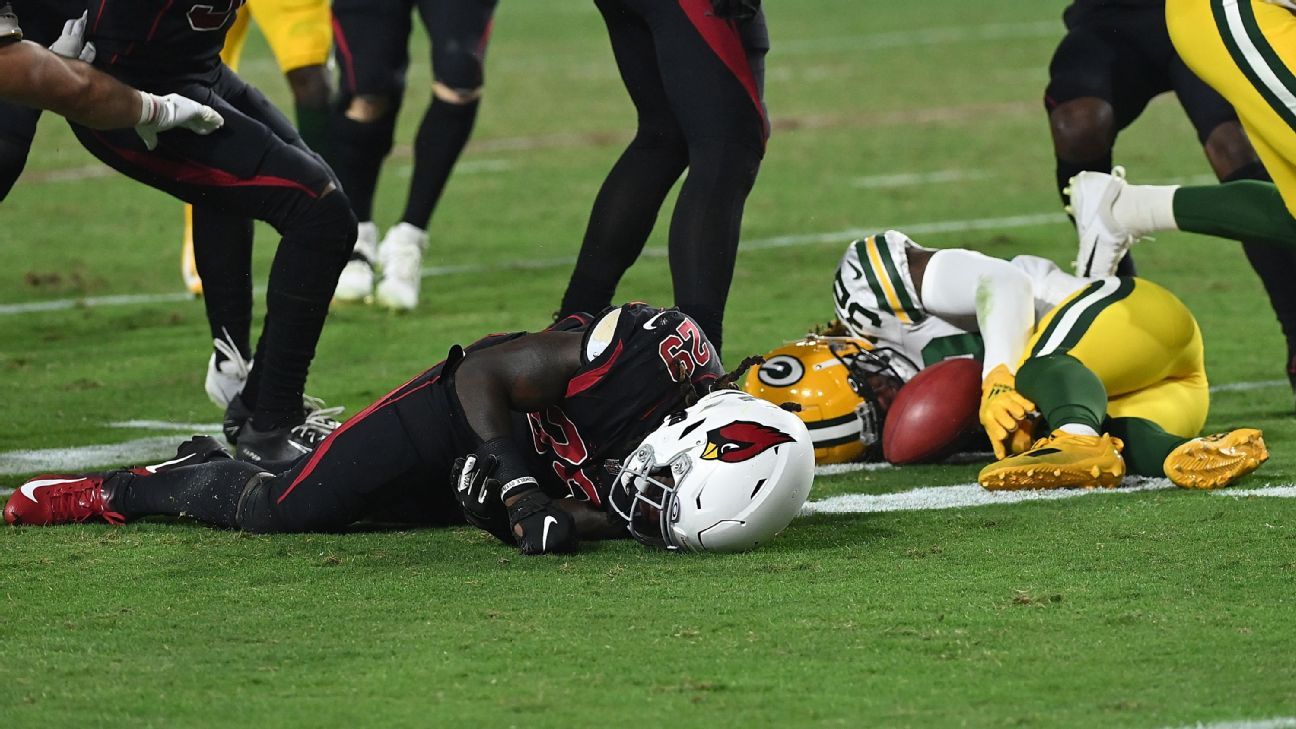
[
  {"left": 851, "top": 170, "right": 991, "bottom": 189},
  {"left": 1161, "top": 719, "right": 1296, "bottom": 729},
  {"left": 0, "top": 434, "right": 222, "bottom": 478},
  {"left": 0, "top": 211, "right": 1068, "bottom": 316},
  {"left": 802, "top": 479, "right": 1179, "bottom": 515}
]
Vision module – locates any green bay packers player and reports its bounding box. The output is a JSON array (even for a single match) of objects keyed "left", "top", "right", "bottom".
[
  {"left": 819, "top": 230, "right": 1267, "bottom": 490},
  {"left": 1069, "top": 1, "right": 1296, "bottom": 280}
]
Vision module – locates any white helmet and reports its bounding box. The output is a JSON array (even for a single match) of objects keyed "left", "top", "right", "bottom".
[{"left": 613, "top": 390, "right": 815, "bottom": 553}]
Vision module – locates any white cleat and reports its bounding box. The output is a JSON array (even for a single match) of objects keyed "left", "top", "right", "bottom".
[
  {"left": 375, "top": 222, "right": 427, "bottom": 311},
  {"left": 205, "top": 333, "right": 253, "bottom": 409},
  {"left": 1066, "top": 165, "right": 1136, "bottom": 278},
  {"left": 334, "top": 221, "right": 378, "bottom": 303}
]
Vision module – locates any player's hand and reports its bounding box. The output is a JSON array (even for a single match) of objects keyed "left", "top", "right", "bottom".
[
  {"left": 505, "top": 486, "right": 577, "bottom": 556},
  {"left": 135, "top": 92, "right": 225, "bottom": 151},
  {"left": 979, "top": 364, "right": 1036, "bottom": 460},
  {"left": 709, "top": 0, "right": 761, "bottom": 21},
  {"left": 450, "top": 454, "right": 513, "bottom": 544},
  {"left": 49, "top": 11, "right": 95, "bottom": 62}
]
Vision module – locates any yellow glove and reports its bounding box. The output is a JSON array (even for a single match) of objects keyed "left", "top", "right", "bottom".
[{"left": 979, "top": 364, "right": 1037, "bottom": 460}]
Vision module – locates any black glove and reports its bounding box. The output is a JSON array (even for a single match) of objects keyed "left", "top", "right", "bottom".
[
  {"left": 450, "top": 454, "right": 513, "bottom": 545},
  {"left": 710, "top": 0, "right": 760, "bottom": 21},
  {"left": 506, "top": 487, "right": 578, "bottom": 555}
]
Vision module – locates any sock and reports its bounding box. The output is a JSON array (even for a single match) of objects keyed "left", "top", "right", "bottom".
[
  {"left": 1113, "top": 184, "right": 1179, "bottom": 235},
  {"left": 295, "top": 102, "right": 331, "bottom": 158},
  {"left": 0, "top": 133, "right": 32, "bottom": 201},
  {"left": 192, "top": 207, "right": 255, "bottom": 361},
  {"left": 400, "top": 98, "right": 480, "bottom": 229},
  {"left": 1014, "top": 353, "right": 1108, "bottom": 433},
  {"left": 1173, "top": 180, "right": 1296, "bottom": 247},
  {"left": 1104, "top": 417, "right": 1187, "bottom": 478},
  {"left": 1058, "top": 423, "right": 1099, "bottom": 437},
  {"left": 558, "top": 132, "right": 689, "bottom": 318},
  {"left": 114, "top": 460, "right": 266, "bottom": 526},
  {"left": 326, "top": 110, "right": 398, "bottom": 222}
]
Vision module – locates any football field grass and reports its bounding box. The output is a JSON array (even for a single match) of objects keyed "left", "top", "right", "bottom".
[{"left": 3, "top": 1, "right": 1296, "bottom": 726}]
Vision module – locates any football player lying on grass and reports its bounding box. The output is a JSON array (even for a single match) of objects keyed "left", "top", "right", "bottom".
[
  {"left": 5, "top": 305, "right": 814, "bottom": 554},
  {"left": 754, "top": 231, "right": 1267, "bottom": 490},
  {"left": 0, "top": 7, "right": 222, "bottom": 148}
]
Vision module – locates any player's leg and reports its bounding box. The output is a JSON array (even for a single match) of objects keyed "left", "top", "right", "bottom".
[
  {"left": 1070, "top": 0, "right": 1296, "bottom": 274},
  {"left": 329, "top": 0, "right": 411, "bottom": 303},
  {"left": 0, "top": 101, "right": 39, "bottom": 200},
  {"left": 630, "top": 0, "right": 770, "bottom": 354},
  {"left": 72, "top": 72, "right": 357, "bottom": 467},
  {"left": 367, "top": 0, "right": 496, "bottom": 312},
  {"left": 557, "top": 0, "right": 691, "bottom": 321},
  {"left": 249, "top": 0, "right": 334, "bottom": 154}
]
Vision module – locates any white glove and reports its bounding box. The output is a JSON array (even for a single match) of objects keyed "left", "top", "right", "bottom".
[
  {"left": 135, "top": 92, "right": 225, "bottom": 150},
  {"left": 49, "top": 11, "right": 95, "bottom": 62}
]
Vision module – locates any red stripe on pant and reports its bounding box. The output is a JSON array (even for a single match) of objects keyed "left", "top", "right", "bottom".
[
  {"left": 332, "top": 15, "right": 358, "bottom": 95},
  {"left": 91, "top": 132, "right": 320, "bottom": 196},
  {"left": 676, "top": 0, "right": 768, "bottom": 139}
]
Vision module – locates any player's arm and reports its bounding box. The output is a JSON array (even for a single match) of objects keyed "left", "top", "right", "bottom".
[
  {"left": 0, "top": 40, "right": 143, "bottom": 128},
  {"left": 908, "top": 246, "right": 1038, "bottom": 459},
  {"left": 452, "top": 331, "right": 586, "bottom": 554}
]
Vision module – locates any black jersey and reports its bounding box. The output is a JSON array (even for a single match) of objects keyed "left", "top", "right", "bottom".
[
  {"left": 1064, "top": 0, "right": 1163, "bottom": 25},
  {"left": 513, "top": 304, "right": 726, "bottom": 508},
  {"left": 87, "top": 0, "right": 245, "bottom": 87}
]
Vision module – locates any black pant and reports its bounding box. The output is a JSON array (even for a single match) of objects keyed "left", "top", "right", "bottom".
[
  {"left": 557, "top": 0, "right": 769, "bottom": 355},
  {"left": 1045, "top": 3, "right": 1234, "bottom": 143},
  {"left": 72, "top": 66, "right": 357, "bottom": 425}
]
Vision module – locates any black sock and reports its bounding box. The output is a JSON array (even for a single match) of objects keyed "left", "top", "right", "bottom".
[
  {"left": 326, "top": 110, "right": 398, "bottom": 222},
  {"left": 558, "top": 133, "right": 688, "bottom": 318},
  {"left": 114, "top": 460, "right": 267, "bottom": 527},
  {"left": 295, "top": 102, "right": 331, "bottom": 159},
  {"left": 0, "top": 134, "right": 31, "bottom": 201},
  {"left": 0, "top": 103, "right": 39, "bottom": 201},
  {"left": 192, "top": 207, "right": 255, "bottom": 362},
  {"left": 400, "top": 97, "right": 480, "bottom": 229}
]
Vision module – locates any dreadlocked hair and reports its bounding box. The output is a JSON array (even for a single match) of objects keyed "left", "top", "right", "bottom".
[{"left": 674, "top": 355, "right": 766, "bottom": 409}]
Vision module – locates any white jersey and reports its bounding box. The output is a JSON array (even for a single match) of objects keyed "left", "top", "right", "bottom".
[{"left": 832, "top": 230, "right": 1090, "bottom": 380}]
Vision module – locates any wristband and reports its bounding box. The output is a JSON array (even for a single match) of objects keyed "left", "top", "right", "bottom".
[
  {"left": 475, "top": 437, "right": 537, "bottom": 498},
  {"left": 136, "top": 91, "right": 160, "bottom": 126}
]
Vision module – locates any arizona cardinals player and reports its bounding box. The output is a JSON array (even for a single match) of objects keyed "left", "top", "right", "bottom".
[{"left": 6, "top": 305, "right": 814, "bottom": 554}]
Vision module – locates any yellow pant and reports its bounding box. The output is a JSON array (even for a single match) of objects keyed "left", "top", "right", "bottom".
[
  {"left": 1020, "top": 278, "right": 1209, "bottom": 439},
  {"left": 222, "top": 0, "right": 332, "bottom": 73},
  {"left": 1168, "top": 0, "right": 1296, "bottom": 214}
]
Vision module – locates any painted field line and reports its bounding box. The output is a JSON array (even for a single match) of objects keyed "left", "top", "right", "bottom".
[
  {"left": 1162, "top": 718, "right": 1296, "bottom": 729},
  {"left": 851, "top": 170, "right": 990, "bottom": 189},
  {"left": 0, "top": 433, "right": 222, "bottom": 478},
  {"left": 776, "top": 20, "right": 1059, "bottom": 55},
  {"left": 802, "top": 479, "right": 1178, "bottom": 515},
  {"left": 111, "top": 420, "right": 223, "bottom": 431},
  {"left": 1211, "top": 379, "right": 1286, "bottom": 393},
  {"left": 0, "top": 211, "right": 1067, "bottom": 316}
]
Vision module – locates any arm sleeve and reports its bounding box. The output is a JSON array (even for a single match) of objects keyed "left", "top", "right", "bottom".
[{"left": 919, "top": 249, "right": 1036, "bottom": 377}]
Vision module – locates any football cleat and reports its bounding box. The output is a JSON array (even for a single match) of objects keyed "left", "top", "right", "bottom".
[
  {"left": 334, "top": 221, "right": 378, "bottom": 303},
  {"left": 1163, "top": 428, "right": 1268, "bottom": 490},
  {"left": 978, "top": 430, "right": 1125, "bottom": 491},
  {"left": 5, "top": 473, "right": 126, "bottom": 526},
  {"left": 1066, "top": 166, "right": 1137, "bottom": 278},
  {"left": 231, "top": 396, "right": 342, "bottom": 470},
  {"left": 205, "top": 332, "right": 253, "bottom": 409},
  {"left": 375, "top": 222, "right": 427, "bottom": 311}
]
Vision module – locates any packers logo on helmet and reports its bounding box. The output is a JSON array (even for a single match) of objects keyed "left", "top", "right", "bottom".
[{"left": 742, "top": 336, "right": 913, "bottom": 464}]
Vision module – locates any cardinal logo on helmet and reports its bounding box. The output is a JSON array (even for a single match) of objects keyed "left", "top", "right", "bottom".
[{"left": 702, "top": 421, "right": 795, "bottom": 463}]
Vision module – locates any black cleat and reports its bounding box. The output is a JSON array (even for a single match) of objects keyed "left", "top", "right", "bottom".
[{"left": 230, "top": 397, "right": 342, "bottom": 471}]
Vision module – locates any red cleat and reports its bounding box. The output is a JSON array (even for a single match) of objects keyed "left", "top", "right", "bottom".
[{"left": 4, "top": 474, "right": 126, "bottom": 526}]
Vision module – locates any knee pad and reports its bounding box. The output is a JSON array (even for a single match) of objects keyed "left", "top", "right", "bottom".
[{"left": 234, "top": 471, "right": 284, "bottom": 534}]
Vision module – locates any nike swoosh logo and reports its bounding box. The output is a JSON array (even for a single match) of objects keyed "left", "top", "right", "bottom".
[
  {"left": 20, "top": 477, "right": 83, "bottom": 502},
  {"left": 541, "top": 515, "right": 558, "bottom": 552},
  {"left": 143, "top": 452, "right": 195, "bottom": 474},
  {"left": 642, "top": 310, "right": 671, "bottom": 330}
]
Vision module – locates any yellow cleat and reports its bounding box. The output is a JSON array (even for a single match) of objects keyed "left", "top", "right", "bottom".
[
  {"left": 1163, "top": 428, "right": 1268, "bottom": 490},
  {"left": 978, "top": 429, "right": 1125, "bottom": 491}
]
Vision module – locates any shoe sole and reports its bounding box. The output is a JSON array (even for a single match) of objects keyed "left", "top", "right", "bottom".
[
  {"left": 979, "top": 460, "right": 1125, "bottom": 491},
  {"left": 1164, "top": 429, "right": 1268, "bottom": 490},
  {"left": 375, "top": 285, "right": 417, "bottom": 311}
]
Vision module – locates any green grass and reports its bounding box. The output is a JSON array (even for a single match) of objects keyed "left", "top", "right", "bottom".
[{"left": 3, "top": 0, "right": 1296, "bottom": 726}]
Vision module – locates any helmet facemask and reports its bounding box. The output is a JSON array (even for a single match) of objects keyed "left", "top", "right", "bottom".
[
  {"left": 824, "top": 340, "right": 913, "bottom": 457},
  {"left": 618, "top": 444, "right": 692, "bottom": 550}
]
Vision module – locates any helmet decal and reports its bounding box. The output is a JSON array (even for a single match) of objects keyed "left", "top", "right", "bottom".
[
  {"left": 701, "top": 421, "right": 795, "bottom": 463},
  {"left": 757, "top": 355, "right": 805, "bottom": 387}
]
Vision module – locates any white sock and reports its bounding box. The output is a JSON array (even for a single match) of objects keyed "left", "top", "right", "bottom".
[
  {"left": 1058, "top": 422, "right": 1099, "bottom": 437},
  {"left": 1112, "top": 184, "right": 1180, "bottom": 235}
]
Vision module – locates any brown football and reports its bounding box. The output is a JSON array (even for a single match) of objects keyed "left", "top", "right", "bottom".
[{"left": 882, "top": 357, "right": 982, "bottom": 465}]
